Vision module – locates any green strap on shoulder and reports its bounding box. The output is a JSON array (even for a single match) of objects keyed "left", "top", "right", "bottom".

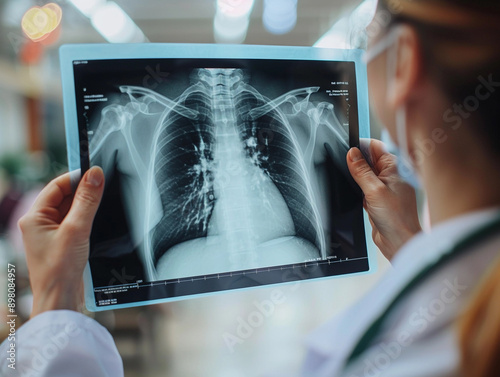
[{"left": 345, "top": 214, "right": 500, "bottom": 366}]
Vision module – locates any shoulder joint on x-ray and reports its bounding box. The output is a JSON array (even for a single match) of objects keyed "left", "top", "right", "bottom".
[
  {"left": 247, "top": 86, "right": 320, "bottom": 120},
  {"left": 120, "top": 85, "right": 200, "bottom": 119}
]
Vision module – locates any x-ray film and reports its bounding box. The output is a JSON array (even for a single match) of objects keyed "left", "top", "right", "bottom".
[{"left": 60, "top": 44, "right": 373, "bottom": 311}]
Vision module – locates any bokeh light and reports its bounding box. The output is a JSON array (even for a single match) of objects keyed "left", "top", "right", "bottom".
[
  {"left": 21, "top": 3, "right": 62, "bottom": 43},
  {"left": 263, "top": 0, "right": 297, "bottom": 35},
  {"left": 90, "top": 1, "right": 146, "bottom": 43},
  {"left": 217, "top": 0, "right": 255, "bottom": 18},
  {"left": 69, "top": 0, "right": 105, "bottom": 18},
  {"left": 214, "top": 0, "right": 255, "bottom": 43}
]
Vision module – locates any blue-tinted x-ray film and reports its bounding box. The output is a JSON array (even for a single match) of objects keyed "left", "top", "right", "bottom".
[{"left": 60, "top": 44, "right": 372, "bottom": 311}]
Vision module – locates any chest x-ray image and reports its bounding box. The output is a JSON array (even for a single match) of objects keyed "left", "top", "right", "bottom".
[{"left": 70, "top": 55, "right": 368, "bottom": 306}]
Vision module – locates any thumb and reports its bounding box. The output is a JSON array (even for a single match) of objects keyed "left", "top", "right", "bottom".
[
  {"left": 347, "top": 148, "right": 384, "bottom": 196},
  {"left": 63, "top": 166, "right": 105, "bottom": 238}
]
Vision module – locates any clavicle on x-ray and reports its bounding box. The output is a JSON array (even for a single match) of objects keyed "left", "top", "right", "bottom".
[{"left": 89, "top": 68, "right": 350, "bottom": 282}]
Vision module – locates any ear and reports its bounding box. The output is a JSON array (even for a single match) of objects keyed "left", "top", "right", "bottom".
[{"left": 387, "top": 25, "right": 423, "bottom": 108}]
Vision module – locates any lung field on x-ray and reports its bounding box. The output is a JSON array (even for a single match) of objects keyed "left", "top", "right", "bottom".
[{"left": 87, "top": 65, "right": 351, "bottom": 282}]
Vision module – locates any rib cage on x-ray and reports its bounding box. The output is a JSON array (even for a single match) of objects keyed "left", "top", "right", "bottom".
[{"left": 89, "top": 68, "right": 349, "bottom": 281}]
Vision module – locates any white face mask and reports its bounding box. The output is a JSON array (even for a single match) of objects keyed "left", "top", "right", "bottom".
[{"left": 364, "top": 27, "right": 421, "bottom": 189}]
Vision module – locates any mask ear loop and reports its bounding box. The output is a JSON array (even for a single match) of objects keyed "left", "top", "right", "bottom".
[
  {"left": 390, "top": 31, "right": 421, "bottom": 186},
  {"left": 362, "top": 26, "right": 402, "bottom": 64},
  {"left": 397, "top": 103, "right": 421, "bottom": 188},
  {"left": 386, "top": 28, "right": 409, "bottom": 162},
  {"left": 365, "top": 24, "right": 421, "bottom": 187},
  {"left": 396, "top": 106, "right": 411, "bottom": 168},
  {"left": 385, "top": 26, "right": 401, "bottom": 101}
]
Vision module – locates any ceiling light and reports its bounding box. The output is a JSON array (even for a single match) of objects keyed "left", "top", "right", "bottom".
[
  {"left": 69, "top": 0, "right": 105, "bottom": 18},
  {"left": 217, "top": 0, "right": 255, "bottom": 18},
  {"left": 314, "top": 0, "right": 376, "bottom": 49},
  {"left": 214, "top": 12, "right": 250, "bottom": 44},
  {"left": 263, "top": 0, "right": 297, "bottom": 35},
  {"left": 214, "top": 0, "right": 255, "bottom": 44},
  {"left": 90, "top": 1, "right": 146, "bottom": 43}
]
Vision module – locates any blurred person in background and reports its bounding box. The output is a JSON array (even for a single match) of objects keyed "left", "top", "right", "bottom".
[
  {"left": 0, "top": 165, "right": 23, "bottom": 235},
  {"left": 1, "top": 0, "right": 500, "bottom": 376}
]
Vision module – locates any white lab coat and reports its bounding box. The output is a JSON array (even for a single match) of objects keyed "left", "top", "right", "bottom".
[
  {"left": 2, "top": 208, "right": 499, "bottom": 377},
  {"left": 302, "top": 207, "right": 500, "bottom": 377},
  {"left": 0, "top": 310, "right": 123, "bottom": 377}
]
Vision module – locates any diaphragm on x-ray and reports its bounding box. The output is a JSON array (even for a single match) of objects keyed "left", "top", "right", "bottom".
[{"left": 67, "top": 54, "right": 369, "bottom": 309}]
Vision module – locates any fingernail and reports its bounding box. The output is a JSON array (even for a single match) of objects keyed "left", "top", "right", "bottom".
[
  {"left": 349, "top": 148, "right": 363, "bottom": 162},
  {"left": 85, "top": 167, "right": 103, "bottom": 187}
]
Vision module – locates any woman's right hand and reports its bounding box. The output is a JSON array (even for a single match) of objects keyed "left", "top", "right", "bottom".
[
  {"left": 347, "top": 139, "right": 422, "bottom": 261},
  {"left": 18, "top": 167, "right": 105, "bottom": 317}
]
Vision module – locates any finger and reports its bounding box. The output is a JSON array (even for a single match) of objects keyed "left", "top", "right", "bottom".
[
  {"left": 347, "top": 147, "right": 385, "bottom": 195},
  {"left": 368, "top": 215, "right": 376, "bottom": 231},
  {"left": 363, "top": 197, "right": 369, "bottom": 211},
  {"left": 362, "top": 139, "right": 398, "bottom": 176},
  {"left": 360, "top": 138, "right": 398, "bottom": 175},
  {"left": 58, "top": 194, "right": 75, "bottom": 220},
  {"left": 62, "top": 167, "right": 105, "bottom": 237},
  {"left": 324, "top": 142, "right": 362, "bottom": 196},
  {"left": 359, "top": 138, "right": 375, "bottom": 170},
  {"left": 370, "top": 138, "right": 393, "bottom": 162},
  {"left": 69, "top": 168, "right": 82, "bottom": 192},
  {"left": 30, "top": 172, "right": 73, "bottom": 215}
]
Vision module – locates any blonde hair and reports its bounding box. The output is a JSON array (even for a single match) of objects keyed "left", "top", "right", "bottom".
[{"left": 458, "top": 257, "right": 500, "bottom": 377}]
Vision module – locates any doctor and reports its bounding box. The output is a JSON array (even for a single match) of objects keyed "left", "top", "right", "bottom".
[{"left": 2, "top": 0, "right": 500, "bottom": 376}]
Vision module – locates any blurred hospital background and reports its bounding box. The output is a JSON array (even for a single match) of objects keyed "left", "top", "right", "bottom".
[{"left": 0, "top": 1, "right": 391, "bottom": 376}]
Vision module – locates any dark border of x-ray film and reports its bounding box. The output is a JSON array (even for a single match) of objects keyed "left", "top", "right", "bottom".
[{"left": 75, "top": 58, "right": 369, "bottom": 308}]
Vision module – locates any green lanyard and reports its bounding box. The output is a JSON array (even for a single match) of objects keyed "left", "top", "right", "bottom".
[{"left": 345, "top": 213, "right": 500, "bottom": 366}]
